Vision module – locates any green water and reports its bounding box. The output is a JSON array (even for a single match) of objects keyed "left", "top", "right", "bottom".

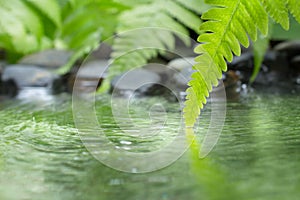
[{"left": 0, "top": 91, "right": 299, "bottom": 200}]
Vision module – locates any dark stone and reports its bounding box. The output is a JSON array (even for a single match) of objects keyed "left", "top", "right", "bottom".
[
  {"left": 170, "top": 67, "right": 194, "bottom": 92},
  {"left": 167, "top": 57, "right": 196, "bottom": 72},
  {"left": 53, "top": 60, "right": 108, "bottom": 93},
  {"left": 2, "top": 64, "right": 58, "bottom": 88},
  {"left": 168, "top": 57, "right": 242, "bottom": 101},
  {"left": 73, "top": 60, "right": 108, "bottom": 93},
  {"left": 227, "top": 52, "right": 253, "bottom": 83},
  {"left": 89, "top": 43, "right": 112, "bottom": 60},
  {"left": 110, "top": 69, "right": 162, "bottom": 97},
  {"left": 291, "top": 55, "right": 300, "bottom": 84},
  {"left": 142, "top": 63, "right": 172, "bottom": 83},
  {"left": 274, "top": 41, "right": 300, "bottom": 55},
  {"left": 0, "top": 79, "right": 18, "bottom": 97},
  {"left": 161, "top": 37, "right": 197, "bottom": 61},
  {"left": 223, "top": 70, "right": 241, "bottom": 101},
  {"left": 18, "top": 49, "right": 73, "bottom": 69}
]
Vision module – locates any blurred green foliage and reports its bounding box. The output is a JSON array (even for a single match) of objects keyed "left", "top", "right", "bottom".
[{"left": 0, "top": 0, "right": 127, "bottom": 63}]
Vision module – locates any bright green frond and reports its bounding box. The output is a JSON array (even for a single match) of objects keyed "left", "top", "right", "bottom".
[
  {"left": 162, "top": 0, "right": 202, "bottom": 33},
  {"left": 260, "top": 0, "right": 289, "bottom": 30},
  {"left": 287, "top": 0, "right": 300, "bottom": 24},
  {"left": 184, "top": 0, "right": 270, "bottom": 127}
]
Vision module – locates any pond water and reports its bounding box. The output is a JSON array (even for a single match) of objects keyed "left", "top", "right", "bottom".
[{"left": 0, "top": 90, "right": 299, "bottom": 200}]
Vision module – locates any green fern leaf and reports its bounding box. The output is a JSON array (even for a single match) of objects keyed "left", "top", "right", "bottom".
[
  {"left": 183, "top": 0, "right": 300, "bottom": 127},
  {"left": 287, "top": 0, "right": 300, "bottom": 24},
  {"left": 0, "top": 0, "right": 43, "bottom": 38},
  {"left": 184, "top": 0, "right": 269, "bottom": 126},
  {"left": 25, "top": 0, "right": 62, "bottom": 27},
  {"left": 0, "top": 0, "right": 41, "bottom": 54},
  {"left": 260, "top": 0, "right": 289, "bottom": 30},
  {"left": 162, "top": 0, "right": 202, "bottom": 33},
  {"left": 110, "top": 0, "right": 203, "bottom": 78},
  {"left": 174, "top": 0, "right": 211, "bottom": 14}
]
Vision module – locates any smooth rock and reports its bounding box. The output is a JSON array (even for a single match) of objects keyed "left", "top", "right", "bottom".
[
  {"left": 73, "top": 60, "right": 108, "bottom": 93},
  {"left": 171, "top": 67, "right": 194, "bottom": 92},
  {"left": 291, "top": 55, "right": 300, "bottom": 84},
  {"left": 274, "top": 40, "right": 300, "bottom": 52},
  {"left": 228, "top": 52, "right": 253, "bottom": 71},
  {"left": 53, "top": 60, "right": 108, "bottom": 93},
  {"left": 2, "top": 64, "right": 57, "bottom": 87},
  {"left": 18, "top": 49, "right": 73, "bottom": 69},
  {"left": 77, "top": 60, "right": 108, "bottom": 79},
  {"left": 110, "top": 69, "right": 162, "bottom": 97},
  {"left": 161, "top": 37, "right": 197, "bottom": 61},
  {"left": 167, "top": 57, "right": 196, "bottom": 72},
  {"left": 90, "top": 43, "right": 112, "bottom": 59},
  {"left": 273, "top": 41, "right": 300, "bottom": 60},
  {"left": 142, "top": 63, "right": 171, "bottom": 83}
]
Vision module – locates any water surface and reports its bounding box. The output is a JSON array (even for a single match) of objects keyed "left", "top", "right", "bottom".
[{"left": 0, "top": 91, "right": 299, "bottom": 200}]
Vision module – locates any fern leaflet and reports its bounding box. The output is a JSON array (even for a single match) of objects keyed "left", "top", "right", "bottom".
[
  {"left": 110, "top": 0, "right": 203, "bottom": 78},
  {"left": 184, "top": 0, "right": 300, "bottom": 127}
]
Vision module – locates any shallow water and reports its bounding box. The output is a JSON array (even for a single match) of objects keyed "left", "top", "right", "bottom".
[{"left": 0, "top": 91, "right": 299, "bottom": 200}]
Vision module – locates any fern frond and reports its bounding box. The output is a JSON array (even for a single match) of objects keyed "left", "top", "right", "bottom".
[
  {"left": 184, "top": 0, "right": 300, "bottom": 127},
  {"left": 260, "top": 0, "right": 289, "bottom": 30},
  {"left": 110, "top": 0, "right": 203, "bottom": 77},
  {"left": 287, "top": 0, "right": 300, "bottom": 24},
  {"left": 57, "top": 0, "right": 126, "bottom": 74},
  {"left": 184, "top": 0, "right": 269, "bottom": 127},
  {"left": 174, "top": 0, "right": 211, "bottom": 14}
]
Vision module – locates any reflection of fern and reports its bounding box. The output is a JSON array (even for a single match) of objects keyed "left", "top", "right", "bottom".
[
  {"left": 184, "top": 0, "right": 300, "bottom": 127},
  {"left": 110, "top": 0, "right": 205, "bottom": 77}
]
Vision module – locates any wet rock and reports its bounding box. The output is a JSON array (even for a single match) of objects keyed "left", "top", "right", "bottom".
[
  {"left": 228, "top": 52, "right": 253, "bottom": 83},
  {"left": 2, "top": 64, "right": 58, "bottom": 88},
  {"left": 168, "top": 57, "right": 242, "bottom": 100},
  {"left": 54, "top": 60, "right": 108, "bottom": 93},
  {"left": 161, "top": 37, "right": 197, "bottom": 61},
  {"left": 142, "top": 63, "right": 171, "bottom": 83},
  {"left": 18, "top": 49, "right": 73, "bottom": 69},
  {"left": 110, "top": 69, "right": 162, "bottom": 97},
  {"left": 0, "top": 79, "right": 18, "bottom": 97},
  {"left": 229, "top": 52, "right": 253, "bottom": 68},
  {"left": 89, "top": 43, "right": 112, "bottom": 60},
  {"left": 274, "top": 41, "right": 300, "bottom": 58},
  {"left": 73, "top": 60, "right": 108, "bottom": 93},
  {"left": 170, "top": 67, "right": 194, "bottom": 93},
  {"left": 291, "top": 55, "right": 300, "bottom": 84},
  {"left": 167, "top": 57, "right": 196, "bottom": 72},
  {"left": 167, "top": 57, "right": 196, "bottom": 99},
  {"left": 223, "top": 70, "right": 241, "bottom": 101}
]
